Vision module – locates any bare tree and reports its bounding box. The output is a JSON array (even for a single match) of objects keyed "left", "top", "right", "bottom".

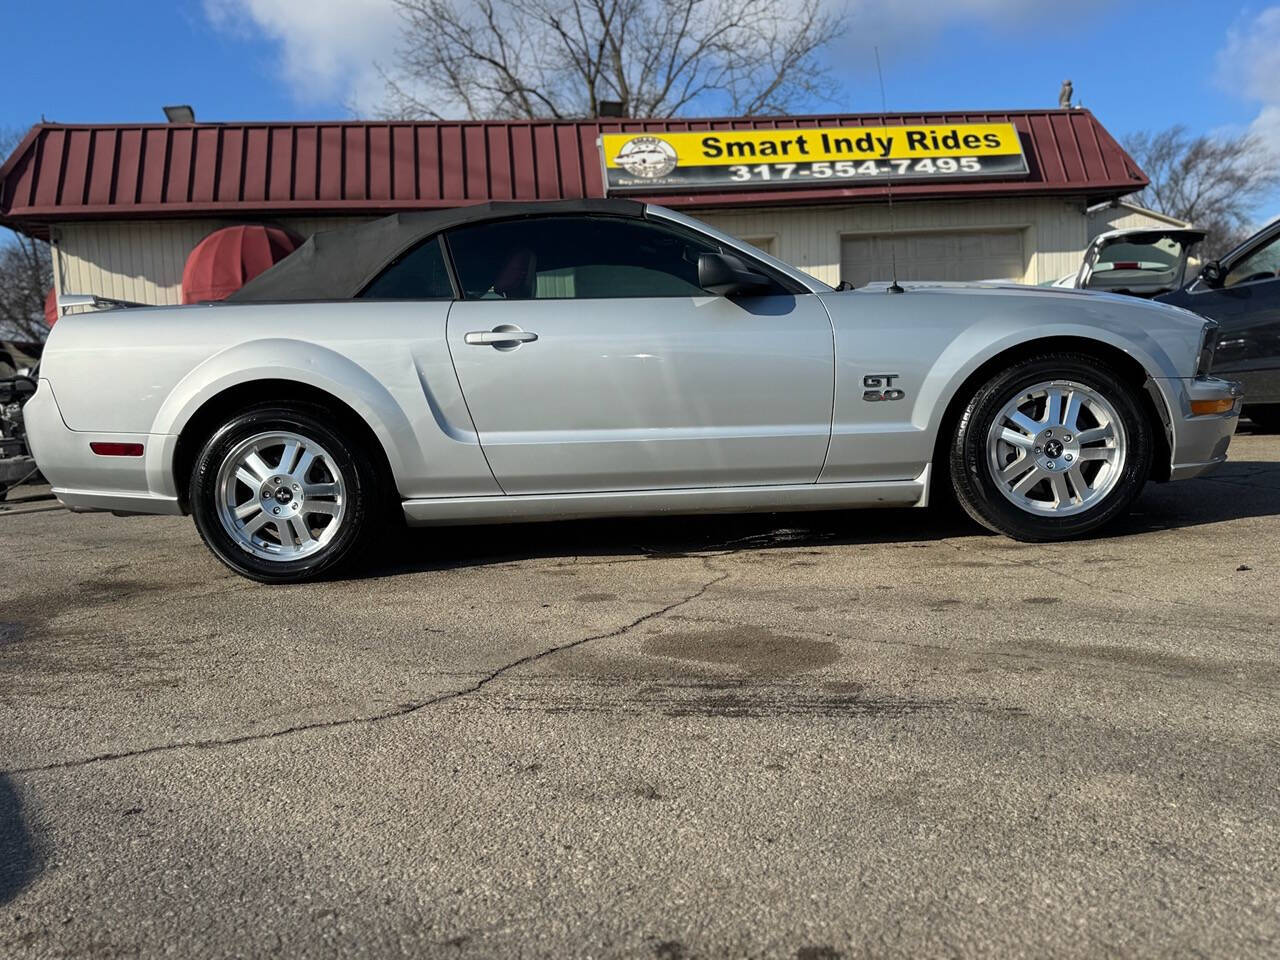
[
  {"left": 1125, "top": 126, "right": 1280, "bottom": 257},
  {"left": 380, "top": 0, "right": 842, "bottom": 120},
  {"left": 0, "top": 127, "right": 52, "bottom": 342}
]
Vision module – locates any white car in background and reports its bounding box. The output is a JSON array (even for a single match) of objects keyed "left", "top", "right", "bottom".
[{"left": 1045, "top": 228, "right": 1206, "bottom": 297}]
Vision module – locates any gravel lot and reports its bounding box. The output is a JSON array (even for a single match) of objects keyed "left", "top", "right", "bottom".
[{"left": 1, "top": 428, "right": 1278, "bottom": 958}]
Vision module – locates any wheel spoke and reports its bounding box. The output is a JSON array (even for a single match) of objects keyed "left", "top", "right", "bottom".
[
  {"left": 1077, "top": 446, "right": 1114, "bottom": 461},
  {"left": 234, "top": 500, "right": 262, "bottom": 521},
  {"left": 1000, "top": 427, "right": 1034, "bottom": 450},
  {"left": 1049, "top": 472, "right": 1072, "bottom": 506},
  {"left": 1044, "top": 388, "right": 1065, "bottom": 428},
  {"left": 287, "top": 516, "right": 314, "bottom": 545},
  {"left": 1011, "top": 467, "right": 1045, "bottom": 497},
  {"left": 277, "top": 440, "right": 300, "bottom": 474},
  {"left": 243, "top": 451, "right": 272, "bottom": 483},
  {"left": 291, "top": 449, "right": 316, "bottom": 482},
  {"left": 1063, "top": 390, "right": 1083, "bottom": 431},
  {"left": 242, "top": 512, "right": 271, "bottom": 537},
  {"left": 1075, "top": 424, "right": 1113, "bottom": 445},
  {"left": 999, "top": 455, "right": 1035, "bottom": 483},
  {"left": 302, "top": 481, "right": 338, "bottom": 498},
  {"left": 1067, "top": 465, "right": 1090, "bottom": 497},
  {"left": 1006, "top": 410, "right": 1042, "bottom": 438},
  {"left": 303, "top": 500, "right": 340, "bottom": 516},
  {"left": 235, "top": 466, "right": 260, "bottom": 489}
]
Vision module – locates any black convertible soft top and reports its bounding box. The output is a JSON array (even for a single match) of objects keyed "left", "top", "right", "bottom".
[{"left": 228, "top": 198, "right": 645, "bottom": 302}]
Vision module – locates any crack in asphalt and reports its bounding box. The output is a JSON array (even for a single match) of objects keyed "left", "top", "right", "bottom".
[{"left": 3, "top": 563, "right": 730, "bottom": 777}]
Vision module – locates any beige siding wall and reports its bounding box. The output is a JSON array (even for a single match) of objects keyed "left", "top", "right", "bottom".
[
  {"left": 699, "top": 197, "right": 1090, "bottom": 286},
  {"left": 52, "top": 197, "right": 1091, "bottom": 306},
  {"left": 1087, "top": 205, "right": 1190, "bottom": 238},
  {"left": 53, "top": 216, "right": 369, "bottom": 306}
]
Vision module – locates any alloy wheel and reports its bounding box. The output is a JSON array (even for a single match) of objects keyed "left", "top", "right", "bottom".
[
  {"left": 985, "top": 380, "right": 1127, "bottom": 517},
  {"left": 214, "top": 430, "right": 347, "bottom": 561}
]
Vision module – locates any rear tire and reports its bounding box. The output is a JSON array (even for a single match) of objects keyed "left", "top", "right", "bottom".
[
  {"left": 949, "top": 354, "right": 1154, "bottom": 541},
  {"left": 189, "top": 403, "right": 382, "bottom": 583}
]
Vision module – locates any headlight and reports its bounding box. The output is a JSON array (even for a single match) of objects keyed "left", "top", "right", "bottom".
[{"left": 1195, "top": 320, "right": 1220, "bottom": 377}]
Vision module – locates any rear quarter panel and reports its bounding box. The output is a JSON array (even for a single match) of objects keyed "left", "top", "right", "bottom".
[{"left": 38, "top": 301, "right": 499, "bottom": 499}]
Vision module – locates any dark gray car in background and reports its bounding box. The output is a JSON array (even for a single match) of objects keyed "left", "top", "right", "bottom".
[{"left": 1157, "top": 218, "right": 1280, "bottom": 430}]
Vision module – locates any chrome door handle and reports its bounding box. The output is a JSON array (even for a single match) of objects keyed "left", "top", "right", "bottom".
[{"left": 464, "top": 327, "right": 538, "bottom": 346}]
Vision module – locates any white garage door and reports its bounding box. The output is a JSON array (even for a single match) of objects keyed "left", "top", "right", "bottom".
[{"left": 841, "top": 229, "right": 1026, "bottom": 287}]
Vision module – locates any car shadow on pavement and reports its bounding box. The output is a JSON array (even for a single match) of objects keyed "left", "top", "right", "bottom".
[
  {"left": 357, "top": 457, "right": 1280, "bottom": 579},
  {"left": 0, "top": 774, "right": 42, "bottom": 906}
]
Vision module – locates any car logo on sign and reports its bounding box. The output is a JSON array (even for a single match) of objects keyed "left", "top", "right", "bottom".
[{"left": 613, "top": 136, "right": 678, "bottom": 178}]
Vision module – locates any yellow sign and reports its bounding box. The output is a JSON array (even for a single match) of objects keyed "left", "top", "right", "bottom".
[{"left": 600, "top": 123, "right": 1028, "bottom": 192}]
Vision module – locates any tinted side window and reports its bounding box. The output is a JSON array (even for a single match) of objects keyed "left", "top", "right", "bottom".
[
  {"left": 445, "top": 216, "right": 785, "bottom": 300},
  {"left": 1224, "top": 233, "right": 1280, "bottom": 288},
  {"left": 361, "top": 236, "right": 453, "bottom": 299}
]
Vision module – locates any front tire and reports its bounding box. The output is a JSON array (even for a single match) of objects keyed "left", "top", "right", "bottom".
[
  {"left": 189, "top": 403, "right": 381, "bottom": 582},
  {"left": 949, "top": 354, "right": 1154, "bottom": 541}
]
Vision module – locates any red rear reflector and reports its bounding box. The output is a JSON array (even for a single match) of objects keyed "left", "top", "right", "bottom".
[
  {"left": 90, "top": 442, "right": 144, "bottom": 457},
  {"left": 1113, "top": 262, "right": 1141, "bottom": 270}
]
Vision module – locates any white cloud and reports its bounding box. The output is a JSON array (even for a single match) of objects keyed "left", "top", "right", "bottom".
[
  {"left": 1217, "top": 6, "right": 1280, "bottom": 102},
  {"left": 1216, "top": 5, "right": 1280, "bottom": 155},
  {"left": 204, "top": 0, "right": 402, "bottom": 111}
]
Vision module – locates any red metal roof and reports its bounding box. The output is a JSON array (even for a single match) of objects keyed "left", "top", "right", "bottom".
[{"left": 0, "top": 110, "right": 1145, "bottom": 234}]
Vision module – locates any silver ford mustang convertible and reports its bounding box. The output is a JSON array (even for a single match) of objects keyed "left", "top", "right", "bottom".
[{"left": 27, "top": 199, "right": 1240, "bottom": 582}]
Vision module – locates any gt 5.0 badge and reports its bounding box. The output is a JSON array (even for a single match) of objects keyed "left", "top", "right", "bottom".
[{"left": 863, "top": 374, "right": 905, "bottom": 402}]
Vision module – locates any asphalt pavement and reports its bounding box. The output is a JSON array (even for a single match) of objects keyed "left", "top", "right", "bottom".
[{"left": 1, "top": 428, "right": 1278, "bottom": 958}]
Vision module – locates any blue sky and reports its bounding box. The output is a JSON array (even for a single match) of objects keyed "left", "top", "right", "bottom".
[{"left": 3, "top": 1, "right": 1278, "bottom": 216}]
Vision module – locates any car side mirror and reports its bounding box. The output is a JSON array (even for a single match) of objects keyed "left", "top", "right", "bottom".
[
  {"left": 1199, "top": 260, "right": 1224, "bottom": 288},
  {"left": 697, "top": 252, "right": 772, "bottom": 297},
  {"left": 0, "top": 376, "right": 37, "bottom": 405}
]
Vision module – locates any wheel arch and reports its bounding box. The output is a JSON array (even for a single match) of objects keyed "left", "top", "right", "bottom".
[
  {"left": 171, "top": 379, "right": 402, "bottom": 514},
  {"left": 928, "top": 335, "right": 1174, "bottom": 499},
  {"left": 150, "top": 338, "right": 425, "bottom": 511}
]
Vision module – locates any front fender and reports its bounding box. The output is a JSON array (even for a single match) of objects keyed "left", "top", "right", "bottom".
[{"left": 818, "top": 287, "right": 1200, "bottom": 484}]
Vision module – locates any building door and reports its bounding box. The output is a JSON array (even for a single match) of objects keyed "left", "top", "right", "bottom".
[{"left": 841, "top": 229, "right": 1026, "bottom": 286}]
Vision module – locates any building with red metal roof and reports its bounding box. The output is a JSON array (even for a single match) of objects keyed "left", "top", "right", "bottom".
[{"left": 0, "top": 109, "right": 1155, "bottom": 306}]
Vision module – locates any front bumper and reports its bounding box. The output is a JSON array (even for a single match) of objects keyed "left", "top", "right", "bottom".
[
  {"left": 1155, "top": 376, "right": 1242, "bottom": 482},
  {"left": 23, "top": 379, "right": 182, "bottom": 515}
]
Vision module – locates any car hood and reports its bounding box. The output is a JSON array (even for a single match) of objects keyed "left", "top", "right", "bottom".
[
  {"left": 854, "top": 279, "right": 1109, "bottom": 299},
  {"left": 843, "top": 278, "right": 1209, "bottom": 324}
]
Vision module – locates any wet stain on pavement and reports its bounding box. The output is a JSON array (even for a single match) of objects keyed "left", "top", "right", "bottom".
[
  {"left": 1011, "top": 639, "right": 1264, "bottom": 681},
  {"left": 652, "top": 940, "right": 688, "bottom": 960},
  {"left": 641, "top": 626, "right": 840, "bottom": 677},
  {"left": 2, "top": 577, "right": 167, "bottom": 629},
  {"left": 499, "top": 675, "right": 1027, "bottom": 721},
  {"left": 0, "top": 576, "right": 199, "bottom": 698},
  {"left": 822, "top": 680, "right": 867, "bottom": 696},
  {"left": 795, "top": 947, "right": 843, "bottom": 960},
  {"left": 574, "top": 592, "right": 618, "bottom": 603}
]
